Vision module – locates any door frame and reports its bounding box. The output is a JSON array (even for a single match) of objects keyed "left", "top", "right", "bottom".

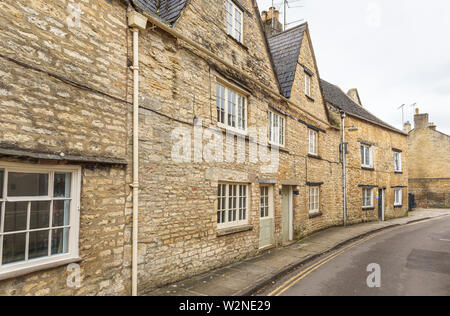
[
  {"left": 259, "top": 185, "right": 275, "bottom": 249},
  {"left": 281, "top": 186, "right": 294, "bottom": 242},
  {"left": 378, "top": 188, "right": 385, "bottom": 221}
]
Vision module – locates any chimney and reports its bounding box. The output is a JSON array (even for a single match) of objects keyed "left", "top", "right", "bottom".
[
  {"left": 429, "top": 122, "right": 436, "bottom": 131},
  {"left": 414, "top": 108, "right": 429, "bottom": 129},
  {"left": 403, "top": 121, "right": 411, "bottom": 133},
  {"left": 261, "top": 7, "right": 283, "bottom": 36},
  {"left": 347, "top": 88, "right": 362, "bottom": 106}
]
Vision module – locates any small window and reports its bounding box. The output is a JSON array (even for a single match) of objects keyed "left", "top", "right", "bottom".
[
  {"left": 225, "top": 0, "right": 243, "bottom": 43},
  {"left": 0, "top": 163, "right": 80, "bottom": 277},
  {"left": 362, "top": 188, "right": 374, "bottom": 208},
  {"left": 308, "top": 129, "right": 318, "bottom": 155},
  {"left": 361, "top": 144, "right": 373, "bottom": 168},
  {"left": 304, "top": 73, "right": 312, "bottom": 97},
  {"left": 394, "top": 152, "right": 402, "bottom": 172},
  {"left": 309, "top": 187, "right": 320, "bottom": 213},
  {"left": 394, "top": 189, "right": 403, "bottom": 206},
  {"left": 268, "top": 111, "right": 285, "bottom": 146},
  {"left": 217, "top": 183, "right": 248, "bottom": 229},
  {"left": 216, "top": 83, "right": 247, "bottom": 133}
]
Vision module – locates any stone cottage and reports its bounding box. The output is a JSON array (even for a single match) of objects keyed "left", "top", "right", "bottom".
[
  {"left": 321, "top": 81, "right": 409, "bottom": 223},
  {"left": 0, "top": 0, "right": 408, "bottom": 296},
  {"left": 406, "top": 109, "right": 450, "bottom": 208}
]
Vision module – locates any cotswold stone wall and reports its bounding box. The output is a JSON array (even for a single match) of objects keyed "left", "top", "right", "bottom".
[
  {"left": 133, "top": 0, "right": 344, "bottom": 292},
  {"left": 0, "top": 0, "right": 130, "bottom": 295},
  {"left": 408, "top": 123, "right": 450, "bottom": 209},
  {"left": 343, "top": 115, "right": 409, "bottom": 222}
]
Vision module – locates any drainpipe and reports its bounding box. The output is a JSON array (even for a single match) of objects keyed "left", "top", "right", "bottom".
[
  {"left": 128, "top": 9, "right": 147, "bottom": 297},
  {"left": 341, "top": 111, "right": 347, "bottom": 226}
]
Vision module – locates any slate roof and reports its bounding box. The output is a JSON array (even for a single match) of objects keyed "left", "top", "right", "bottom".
[
  {"left": 267, "top": 23, "right": 307, "bottom": 98},
  {"left": 320, "top": 79, "right": 405, "bottom": 134},
  {"left": 131, "top": 0, "right": 188, "bottom": 25}
]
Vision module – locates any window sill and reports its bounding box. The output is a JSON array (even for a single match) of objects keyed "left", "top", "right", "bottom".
[
  {"left": 226, "top": 34, "right": 248, "bottom": 50},
  {"left": 309, "top": 211, "right": 323, "bottom": 219},
  {"left": 0, "top": 256, "right": 82, "bottom": 282},
  {"left": 308, "top": 154, "right": 322, "bottom": 160},
  {"left": 394, "top": 205, "right": 403, "bottom": 208},
  {"left": 362, "top": 207, "right": 375, "bottom": 211},
  {"left": 217, "top": 123, "right": 248, "bottom": 137},
  {"left": 305, "top": 95, "right": 315, "bottom": 102},
  {"left": 217, "top": 224, "right": 253, "bottom": 237},
  {"left": 394, "top": 171, "right": 403, "bottom": 174},
  {"left": 361, "top": 166, "right": 375, "bottom": 171}
]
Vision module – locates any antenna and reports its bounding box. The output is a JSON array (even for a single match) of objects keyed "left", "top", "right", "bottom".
[
  {"left": 397, "top": 104, "right": 406, "bottom": 125},
  {"left": 275, "top": 0, "right": 303, "bottom": 30}
]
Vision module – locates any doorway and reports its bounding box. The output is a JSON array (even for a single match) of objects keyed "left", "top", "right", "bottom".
[
  {"left": 259, "top": 185, "right": 275, "bottom": 249},
  {"left": 281, "top": 186, "right": 293, "bottom": 243},
  {"left": 378, "top": 189, "right": 385, "bottom": 221}
]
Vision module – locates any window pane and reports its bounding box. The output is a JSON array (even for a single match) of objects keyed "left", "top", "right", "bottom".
[
  {"left": 4, "top": 202, "right": 28, "bottom": 232},
  {"left": 53, "top": 200, "right": 70, "bottom": 227},
  {"left": 0, "top": 169, "right": 4, "bottom": 199},
  {"left": 29, "top": 230, "right": 49, "bottom": 260},
  {"left": 2, "top": 233, "right": 26, "bottom": 265},
  {"left": 8, "top": 172, "right": 48, "bottom": 197},
  {"left": 30, "top": 201, "right": 51, "bottom": 230},
  {"left": 51, "top": 228, "right": 69, "bottom": 255},
  {"left": 54, "top": 173, "right": 71, "bottom": 198}
]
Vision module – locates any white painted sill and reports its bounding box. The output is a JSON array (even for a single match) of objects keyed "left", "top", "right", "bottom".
[{"left": 0, "top": 257, "right": 82, "bottom": 281}]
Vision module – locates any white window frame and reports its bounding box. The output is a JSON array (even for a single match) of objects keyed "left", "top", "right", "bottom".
[
  {"left": 217, "top": 183, "right": 249, "bottom": 229},
  {"left": 308, "top": 129, "right": 318, "bottom": 156},
  {"left": 361, "top": 144, "right": 373, "bottom": 168},
  {"left": 309, "top": 187, "right": 320, "bottom": 213},
  {"left": 394, "top": 189, "right": 403, "bottom": 206},
  {"left": 225, "top": 0, "right": 244, "bottom": 43},
  {"left": 394, "top": 152, "right": 402, "bottom": 172},
  {"left": 304, "top": 73, "right": 312, "bottom": 97},
  {"left": 362, "top": 188, "right": 374, "bottom": 208},
  {"left": 268, "top": 111, "right": 285, "bottom": 147},
  {"left": 260, "top": 185, "right": 274, "bottom": 219},
  {"left": 0, "top": 162, "right": 81, "bottom": 279},
  {"left": 216, "top": 83, "right": 248, "bottom": 134}
]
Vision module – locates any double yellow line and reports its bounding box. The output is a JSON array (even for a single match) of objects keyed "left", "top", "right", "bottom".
[{"left": 267, "top": 232, "right": 383, "bottom": 296}]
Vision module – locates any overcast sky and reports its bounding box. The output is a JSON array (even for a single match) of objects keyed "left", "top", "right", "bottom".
[{"left": 256, "top": 0, "right": 450, "bottom": 135}]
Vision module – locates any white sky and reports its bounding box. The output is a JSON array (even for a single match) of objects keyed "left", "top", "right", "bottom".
[{"left": 256, "top": 0, "right": 450, "bottom": 135}]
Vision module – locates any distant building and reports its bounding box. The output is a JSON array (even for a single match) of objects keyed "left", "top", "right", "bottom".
[{"left": 407, "top": 109, "right": 450, "bottom": 208}]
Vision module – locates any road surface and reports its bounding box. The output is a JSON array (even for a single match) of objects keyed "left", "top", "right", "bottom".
[{"left": 260, "top": 215, "right": 450, "bottom": 296}]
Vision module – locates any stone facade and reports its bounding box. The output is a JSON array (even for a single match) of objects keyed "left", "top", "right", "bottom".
[
  {"left": 0, "top": 0, "right": 409, "bottom": 296},
  {"left": 0, "top": 0, "right": 130, "bottom": 295},
  {"left": 407, "top": 110, "right": 450, "bottom": 208}
]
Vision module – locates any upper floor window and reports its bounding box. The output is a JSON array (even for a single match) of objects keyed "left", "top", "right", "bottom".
[
  {"left": 216, "top": 83, "right": 247, "bottom": 133},
  {"left": 225, "top": 0, "right": 243, "bottom": 43},
  {"left": 362, "top": 188, "right": 374, "bottom": 208},
  {"left": 361, "top": 144, "right": 373, "bottom": 168},
  {"left": 0, "top": 163, "right": 80, "bottom": 278},
  {"left": 308, "top": 129, "right": 318, "bottom": 155},
  {"left": 217, "top": 183, "right": 248, "bottom": 229},
  {"left": 304, "top": 73, "right": 312, "bottom": 97},
  {"left": 394, "top": 189, "right": 403, "bottom": 206},
  {"left": 268, "top": 111, "right": 285, "bottom": 146},
  {"left": 394, "top": 152, "right": 402, "bottom": 172}
]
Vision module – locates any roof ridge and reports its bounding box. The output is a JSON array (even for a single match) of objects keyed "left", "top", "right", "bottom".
[{"left": 267, "top": 21, "right": 308, "bottom": 39}]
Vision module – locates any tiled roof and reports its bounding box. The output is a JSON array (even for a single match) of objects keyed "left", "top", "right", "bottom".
[
  {"left": 320, "top": 79, "right": 405, "bottom": 134},
  {"left": 267, "top": 23, "right": 307, "bottom": 98},
  {"left": 131, "top": 0, "right": 188, "bottom": 25}
]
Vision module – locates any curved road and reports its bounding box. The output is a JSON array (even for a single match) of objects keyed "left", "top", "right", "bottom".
[{"left": 261, "top": 216, "right": 450, "bottom": 296}]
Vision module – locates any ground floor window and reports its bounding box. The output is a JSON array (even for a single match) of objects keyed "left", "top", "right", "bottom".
[
  {"left": 362, "top": 188, "right": 374, "bottom": 208},
  {"left": 394, "top": 189, "right": 403, "bottom": 206},
  {"left": 309, "top": 187, "right": 320, "bottom": 213},
  {"left": 0, "top": 162, "right": 80, "bottom": 275},
  {"left": 217, "top": 183, "right": 248, "bottom": 229}
]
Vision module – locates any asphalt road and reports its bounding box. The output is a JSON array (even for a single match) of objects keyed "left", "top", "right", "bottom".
[{"left": 261, "top": 216, "right": 450, "bottom": 296}]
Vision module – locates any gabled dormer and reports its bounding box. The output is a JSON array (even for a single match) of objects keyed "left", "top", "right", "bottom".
[{"left": 267, "top": 22, "right": 328, "bottom": 122}]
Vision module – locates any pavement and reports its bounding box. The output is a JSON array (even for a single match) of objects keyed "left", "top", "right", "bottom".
[
  {"left": 260, "top": 214, "right": 450, "bottom": 296},
  {"left": 143, "top": 208, "right": 450, "bottom": 296}
]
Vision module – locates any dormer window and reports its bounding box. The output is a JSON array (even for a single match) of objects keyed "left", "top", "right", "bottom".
[{"left": 225, "top": 0, "right": 243, "bottom": 43}]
